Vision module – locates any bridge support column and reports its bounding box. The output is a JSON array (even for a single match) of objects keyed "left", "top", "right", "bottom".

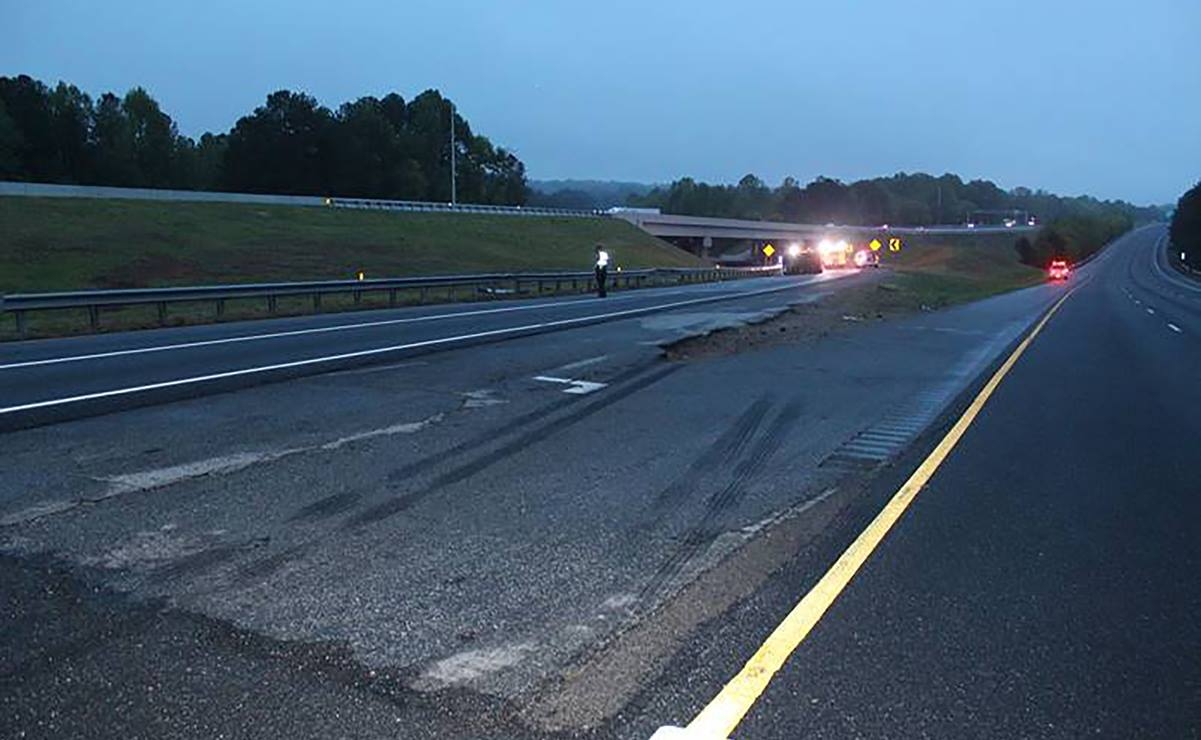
[{"left": 702, "top": 235, "right": 713, "bottom": 259}]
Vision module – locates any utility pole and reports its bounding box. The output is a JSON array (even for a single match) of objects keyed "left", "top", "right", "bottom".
[{"left": 449, "top": 101, "right": 457, "bottom": 206}]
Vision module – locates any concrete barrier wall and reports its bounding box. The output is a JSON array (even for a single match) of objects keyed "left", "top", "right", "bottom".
[
  {"left": 0, "top": 181, "right": 326, "bottom": 207},
  {"left": 0, "top": 181, "right": 600, "bottom": 217}
]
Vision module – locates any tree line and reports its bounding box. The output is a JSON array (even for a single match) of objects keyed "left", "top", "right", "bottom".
[
  {"left": 1170, "top": 182, "right": 1201, "bottom": 270},
  {"left": 0, "top": 75, "right": 527, "bottom": 204},
  {"left": 629, "top": 172, "right": 1162, "bottom": 230}
]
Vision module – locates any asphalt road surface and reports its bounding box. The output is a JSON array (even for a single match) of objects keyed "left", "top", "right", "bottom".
[
  {"left": 640, "top": 225, "right": 1201, "bottom": 738},
  {"left": 0, "top": 272, "right": 848, "bottom": 429},
  {"left": 3, "top": 227, "right": 1191, "bottom": 738}
]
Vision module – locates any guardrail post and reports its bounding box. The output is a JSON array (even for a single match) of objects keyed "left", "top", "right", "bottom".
[
  {"left": 157, "top": 301, "right": 167, "bottom": 326},
  {"left": 14, "top": 310, "right": 26, "bottom": 337},
  {"left": 313, "top": 293, "right": 322, "bottom": 312},
  {"left": 216, "top": 299, "right": 225, "bottom": 318},
  {"left": 268, "top": 295, "right": 278, "bottom": 314},
  {"left": 88, "top": 305, "right": 99, "bottom": 330},
  {"left": 353, "top": 290, "right": 362, "bottom": 306},
  {"left": 419, "top": 286, "right": 428, "bottom": 304},
  {"left": 537, "top": 279, "right": 544, "bottom": 294},
  {"left": 389, "top": 289, "right": 398, "bottom": 307},
  {"left": 513, "top": 278, "right": 521, "bottom": 294}
]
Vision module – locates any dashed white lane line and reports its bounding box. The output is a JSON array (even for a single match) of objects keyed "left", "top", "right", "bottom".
[
  {"left": 1146, "top": 307, "right": 1156, "bottom": 315},
  {"left": 555, "top": 354, "right": 609, "bottom": 372},
  {"left": 1168, "top": 323, "right": 1182, "bottom": 333}
]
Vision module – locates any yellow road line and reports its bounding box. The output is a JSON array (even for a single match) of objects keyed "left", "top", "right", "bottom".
[{"left": 686, "top": 288, "right": 1077, "bottom": 739}]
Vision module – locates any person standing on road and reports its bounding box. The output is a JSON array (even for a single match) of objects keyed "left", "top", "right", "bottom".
[{"left": 594, "top": 244, "right": 610, "bottom": 297}]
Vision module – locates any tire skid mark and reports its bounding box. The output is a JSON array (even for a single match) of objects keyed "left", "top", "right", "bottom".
[
  {"left": 345, "top": 364, "right": 683, "bottom": 530},
  {"left": 382, "top": 359, "right": 659, "bottom": 487},
  {"left": 638, "top": 400, "right": 804, "bottom": 605},
  {"left": 285, "top": 491, "right": 363, "bottom": 524},
  {"left": 651, "top": 396, "right": 773, "bottom": 512},
  {"left": 240, "top": 362, "right": 681, "bottom": 581}
]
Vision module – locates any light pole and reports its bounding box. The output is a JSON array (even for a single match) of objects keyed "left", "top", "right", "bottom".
[{"left": 449, "top": 100, "right": 457, "bottom": 206}]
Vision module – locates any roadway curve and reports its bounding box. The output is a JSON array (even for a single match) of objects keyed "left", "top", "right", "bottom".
[{"left": 643, "top": 225, "right": 1201, "bottom": 738}]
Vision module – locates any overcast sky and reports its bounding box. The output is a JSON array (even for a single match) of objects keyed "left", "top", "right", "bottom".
[{"left": 5, "top": 0, "right": 1197, "bottom": 204}]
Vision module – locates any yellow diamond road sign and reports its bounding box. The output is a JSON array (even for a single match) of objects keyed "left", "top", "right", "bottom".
[
  {"left": 869, "top": 238, "right": 882, "bottom": 251},
  {"left": 763, "top": 244, "right": 776, "bottom": 258}
]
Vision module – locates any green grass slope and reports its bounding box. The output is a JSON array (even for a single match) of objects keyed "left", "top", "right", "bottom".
[{"left": 0, "top": 197, "right": 702, "bottom": 293}]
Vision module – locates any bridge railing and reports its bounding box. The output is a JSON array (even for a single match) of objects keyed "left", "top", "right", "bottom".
[{"left": 0, "top": 265, "right": 781, "bottom": 336}]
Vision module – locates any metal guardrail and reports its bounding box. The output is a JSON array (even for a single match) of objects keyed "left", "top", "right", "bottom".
[
  {"left": 0, "top": 265, "right": 781, "bottom": 335},
  {"left": 328, "top": 197, "right": 603, "bottom": 218}
]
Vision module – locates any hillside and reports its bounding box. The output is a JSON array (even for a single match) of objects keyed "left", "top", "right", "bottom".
[{"left": 0, "top": 197, "right": 701, "bottom": 293}]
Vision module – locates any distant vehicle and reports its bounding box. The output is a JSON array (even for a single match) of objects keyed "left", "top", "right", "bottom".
[
  {"left": 816, "top": 238, "right": 853, "bottom": 269},
  {"left": 783, "top": 242, "right": 823, "bottom": 274},
  {"left": 1048, "top": 259, "right": 1071, "bottom": 281},
  {"left": 853, "top": 249, "right": 880, "bottom": 268}
]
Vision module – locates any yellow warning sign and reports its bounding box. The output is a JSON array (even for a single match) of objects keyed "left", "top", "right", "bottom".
[
  {"left": 869, "top": 238, "right": 882, "bottom": 251},
  {"left": 888, "top": 237, "right": 902, "bottom": 252},
  {"left": 763, "top": 244, "right": 776, "bottom": 258}
]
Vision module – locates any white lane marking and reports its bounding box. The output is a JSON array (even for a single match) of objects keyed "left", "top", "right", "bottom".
[
  {"left": 1150, "top": 232, "right": 1201, "bottom": 294},
  {"left": 0, "top": 294, "right": 661, "bottom": 371},
  {"left": 0, "top": 299, "right": 595, "bottom": 370},
  {"left": 1, "top": 276, "right": 835, "bottom": 371},
  {"left": 555, "top": 354, "right": 609, "bottom": 372},
  {"left": 0, "top": 278, "right": 829, "bottom": 416},
  {"left": 461, "top": 389, "right": 507, "bottom": 408},
  {"left": 1146, "top": 307, "right": 1156, "bottom": 315},
  {"left": 1, "top": 414, "right": 444, "bottom": 525},
  {"left": 1168, "top": 323, "right": 1182, "bottom": 333},
  {"left": 532, "top": 375, "right": 608, "bottom": 395}
]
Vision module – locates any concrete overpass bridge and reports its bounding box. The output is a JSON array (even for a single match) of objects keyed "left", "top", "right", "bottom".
[{"left": 609, "top": 208, "right": 1032, "bottom": 257}]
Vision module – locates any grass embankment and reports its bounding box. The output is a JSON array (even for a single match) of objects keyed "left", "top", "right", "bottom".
[
  {"left": 0, "top": 197, "right": 702, "bottom": 338},
  {"left": 877, "top": 231, "right": 1045, "bottom": 309},
  {"left": 669, "top": 231, "right": 1045, "bottom": 360}
]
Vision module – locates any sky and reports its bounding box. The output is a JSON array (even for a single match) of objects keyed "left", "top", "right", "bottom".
[{"left": 4, "top": 0, "right": 1198, "bottom": 204}]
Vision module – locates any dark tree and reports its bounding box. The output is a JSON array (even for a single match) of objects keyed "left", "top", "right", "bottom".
[
  {"left": 92, "top": 93, "right": 139, "bottom": 186},
  {"left": 1170, "top": 182, "right": 1201, "bottom": 269},
  {"left": 222, "top": 90, "right": 335, "bottom": 195}
]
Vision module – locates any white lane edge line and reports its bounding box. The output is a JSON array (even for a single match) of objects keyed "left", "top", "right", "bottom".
[
  {"left": 1168, "top": 323, "right": 1182, "bottom": 333},
  {"left": 2, "top": 276, "right": 839, "bottom": 371},
  {"left": 0, "top": 295, "right": 633, "bottom": 371},
  {"left": 0, "top": 279, "right": 814, "bottom": 415}
]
